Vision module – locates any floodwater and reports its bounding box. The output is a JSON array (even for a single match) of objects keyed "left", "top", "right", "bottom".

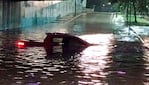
[{"left": 0, "top": 13, "right": 149, "bottom": 85}]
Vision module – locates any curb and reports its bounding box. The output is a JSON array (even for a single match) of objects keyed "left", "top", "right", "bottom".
[
  {"left": 129, "top": 27, "right": 144, "bottom": 43},
  {"left": 63, "top": 13, "right": 85, "bottom": 25}
]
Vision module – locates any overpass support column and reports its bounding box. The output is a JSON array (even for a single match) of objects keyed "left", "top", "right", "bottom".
[
  {"left": 2, "top": 1, "right": 21, "bottom": 30},
  {"left": 0, "top": 1, "right": 2, "bottom": 29}
]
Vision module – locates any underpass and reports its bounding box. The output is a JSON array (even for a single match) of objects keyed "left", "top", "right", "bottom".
[{"left": 0, "top": 1, "right": 149, "bottom": 85}]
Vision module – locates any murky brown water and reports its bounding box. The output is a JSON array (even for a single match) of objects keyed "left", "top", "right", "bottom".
[
  {"left": 0, "top": 13, "right": 149, "bottom": 85},
  {"left": 0, "top": 31, "right": 148, "bottom": 85}
]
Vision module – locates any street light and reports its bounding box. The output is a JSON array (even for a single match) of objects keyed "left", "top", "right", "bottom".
[{"left": 107, "top": 2, "right": 111, "bottom": 5}]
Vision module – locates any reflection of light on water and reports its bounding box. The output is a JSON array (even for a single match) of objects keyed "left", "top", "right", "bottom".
[
  {"left": 79, "top": 34, "right": 114, "bottom": 44},
  {"left": 144, "top": 37, "right": 149, "bottom": 60},
  {"left": 141, "top": 36, "right": 149, "bottom": 85},
  {"left": 144, "top": 82, "right": 149, "bottom": 85},
  {"left": 78, "top": 34, "right": 114, "bottom": 85}
]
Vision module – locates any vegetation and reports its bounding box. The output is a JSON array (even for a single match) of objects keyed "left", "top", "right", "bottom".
[
  {"left": 109, "top": 0, "right": 149, "bottom": 24},
  {"left": 122, "top": 15, "right": 149, "bottom": 26}
]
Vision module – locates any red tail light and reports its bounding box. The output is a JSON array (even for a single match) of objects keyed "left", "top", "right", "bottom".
[{"left": 16, "top": 41, "right": 25, "bottom": 48}]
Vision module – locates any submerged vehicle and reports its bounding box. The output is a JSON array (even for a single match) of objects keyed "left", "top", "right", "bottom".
[
  {"left": 44, "top": 33, "right": 90, "bottom": 55},
  {"left": 16, "top": 32, "right": 91, "bottom": 56}
]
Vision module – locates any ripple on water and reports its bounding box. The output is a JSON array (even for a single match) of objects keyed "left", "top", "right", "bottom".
[
  {"left": 0, "top": 32, "right": 148, "bottom": 85},
  {"left": 42, "top": 71, "right": 54, "bottom": 76},
  {"left": 43, "top": 67, "right": 60, "bottom": 72}
]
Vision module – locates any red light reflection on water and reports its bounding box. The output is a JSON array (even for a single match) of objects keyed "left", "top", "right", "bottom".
[{"left": 78, "top": 34, "right": 114, "bottom": 85}]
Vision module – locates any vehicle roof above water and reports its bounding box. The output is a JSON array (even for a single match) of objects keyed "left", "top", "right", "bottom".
[{"left": 46, "top": 32, "right": 77, "bottom": 38}]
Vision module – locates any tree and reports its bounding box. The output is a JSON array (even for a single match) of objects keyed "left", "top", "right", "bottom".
[{"left": 109, "top": 0, "right": 149, "bottom": 23}]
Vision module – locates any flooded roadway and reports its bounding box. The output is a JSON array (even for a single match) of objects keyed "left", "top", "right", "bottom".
[{"left": 0, "top": 12, "right": 149, "bottom": 85}]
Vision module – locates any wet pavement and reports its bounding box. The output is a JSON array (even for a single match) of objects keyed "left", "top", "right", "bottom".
[{"left": 0, "top": 12, "right": 149, "bottom": 85}]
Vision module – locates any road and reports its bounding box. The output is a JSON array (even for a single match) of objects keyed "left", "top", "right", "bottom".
[{"left": 0, "top": 12, "right": 148, "bottom": 85}]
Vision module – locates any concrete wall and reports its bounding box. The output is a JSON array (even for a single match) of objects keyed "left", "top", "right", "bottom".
[
  {"left": 21, "top": 0, "right": 86, "bottom": 28},
  {"left": 0, "top": 2, "right": 2, "bottom": 29},
  {"left": 1, "top": 1, "right": 21, "bottom": 30},
  {"left": 8, "top": 2, "right": 21, "bottom": 29},
  {"left": 0, "top": 0, "right": 86, "bottom": 29}
]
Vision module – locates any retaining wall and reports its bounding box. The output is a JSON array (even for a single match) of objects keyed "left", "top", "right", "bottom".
[{"left": 21, "top": 0, "right": 86, "bottom": 28}]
